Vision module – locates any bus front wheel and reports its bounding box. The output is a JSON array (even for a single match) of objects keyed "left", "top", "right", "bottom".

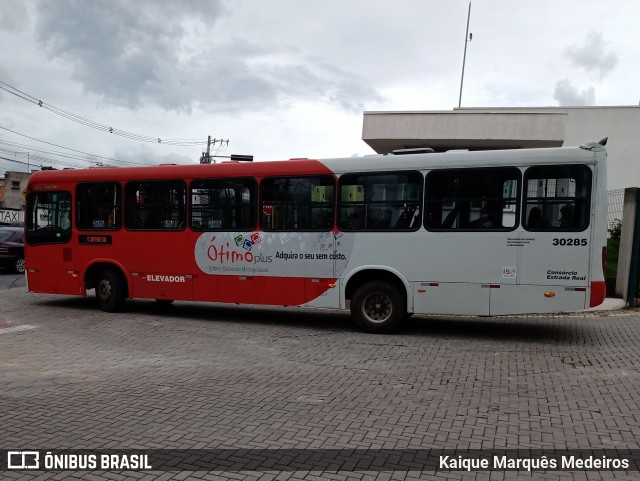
[
  {"left": 96, "top": 269, "right": 126, "bottom": 312},
  {"left": 351, "top": 281, "right": 406, "bottom": 333}
]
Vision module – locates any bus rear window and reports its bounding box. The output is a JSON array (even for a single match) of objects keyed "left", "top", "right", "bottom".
[
  {"left": 26, "top": 191, "right": 72, "bottom": 244},
  {"left": 523, "top": 165, "right": 591, "bottom": 231}
]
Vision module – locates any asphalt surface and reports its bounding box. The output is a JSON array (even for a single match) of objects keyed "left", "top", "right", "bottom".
[{"left": 1, "top": 283, "right": 639, "bottom": 480}]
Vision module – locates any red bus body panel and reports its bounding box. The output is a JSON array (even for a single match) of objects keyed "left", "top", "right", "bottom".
[{"left": 26, "top": 160, "right": 338, "bottom": 306}]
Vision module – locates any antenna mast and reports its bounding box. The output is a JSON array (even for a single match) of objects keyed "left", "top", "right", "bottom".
[{"left": 458, "top": 1, "right": 472, "bottom": 108}]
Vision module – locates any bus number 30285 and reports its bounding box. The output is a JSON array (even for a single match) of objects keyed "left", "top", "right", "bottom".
[{"left": 552, "top": 238, "right": 588, "bottom": 246}]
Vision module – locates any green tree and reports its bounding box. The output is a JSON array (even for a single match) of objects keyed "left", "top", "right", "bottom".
[{"left": 608, "top": 219, "right": 622, "bottom": 241}]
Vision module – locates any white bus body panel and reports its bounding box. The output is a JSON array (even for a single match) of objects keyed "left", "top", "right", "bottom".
[
  {"left": 321, "top": 144, "right": 605, "bottom": 317},
  {"left": 305, "top": 279, "right": 340, "bottom": 308},
  {"left": 414, "top": 282, "right": 489, "bottom": 316},
  {"left": 411, "top": 232, "right": 518, "bottom": 315},
  {"left": 490, "top": 284, "right": 586, "bottom": 315}
]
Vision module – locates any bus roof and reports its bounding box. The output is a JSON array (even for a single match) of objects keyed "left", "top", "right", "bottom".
[{"left": 27, "top": 144, "right": 603, "bottom": 186}]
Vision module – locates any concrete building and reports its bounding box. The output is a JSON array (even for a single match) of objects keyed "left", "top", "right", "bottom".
[
  {"left": 362, "top": 106, "right": 640, "bottom": 190},
  {"left": 1, "top": 171, "right": 30, "bottom": 210}
]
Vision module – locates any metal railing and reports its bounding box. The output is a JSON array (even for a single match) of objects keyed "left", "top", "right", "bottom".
[{"left": 608, "top": 189, "right": 624, "bottom": 229}]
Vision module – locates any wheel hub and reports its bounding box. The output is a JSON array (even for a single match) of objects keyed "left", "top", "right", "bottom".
[
  {"left": 98, "top": 280, "right": 112, "bottom": 301},
  {"left": 363, "top": 293, "right": 392, "bottom": 323}
]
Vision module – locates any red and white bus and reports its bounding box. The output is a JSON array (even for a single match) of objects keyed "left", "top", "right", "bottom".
[{"left": 24, "top": 141, "right": 607, "bottom": 332}]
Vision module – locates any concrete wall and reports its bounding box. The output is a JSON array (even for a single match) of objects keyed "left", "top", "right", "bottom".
[
  {"left": 561, "top": 107, "right": 640, "bottom": 191},
  {"left": 2, "top": 171, "right": 30, "bottom": 210},
  {"left": 362, "top": 110, "right": 566, "bottom": 153}
]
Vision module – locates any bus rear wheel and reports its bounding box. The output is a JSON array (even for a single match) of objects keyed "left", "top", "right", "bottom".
[
  {"left": 351, "top": 281, "right": 406, "bottom": 333},
  {"left": 96, "top": 268, "right": 126, "bottom": 312}
]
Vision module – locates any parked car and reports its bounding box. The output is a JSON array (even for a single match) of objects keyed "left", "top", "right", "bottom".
[{"left": 0, "top": 226, "right": 25, "bottom": 273}]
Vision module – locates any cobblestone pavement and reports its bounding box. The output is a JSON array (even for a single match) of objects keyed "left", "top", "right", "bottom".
[
  {"left": 1, "top": 287, "right": 639, "bottom": 480},
  {"left": 0, "top": 270, "right": 26, "bottom": 289}
]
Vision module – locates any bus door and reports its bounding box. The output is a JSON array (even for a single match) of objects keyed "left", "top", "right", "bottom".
[
  {"left": 25, "top": 189, "right": 81, "bottom": 295},
  {"left": 414, "top": 231, "right": 518, "bottom": 316},
  {"left": 490, "top": 165, "right": 593, "bottom": 315},
  {"left": 123, "top": 180, "right": 194, "bottom": 301},
  {"left": 418, "top": 167, "right": 519, "bottom": 316}
]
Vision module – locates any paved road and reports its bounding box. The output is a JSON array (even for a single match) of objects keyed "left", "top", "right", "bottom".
[
  {"left": 1, "top": 287, "right": 639, "bottom": 480},
  {"left": 0, "top": 269, "right": 26, "bottom": 289}
]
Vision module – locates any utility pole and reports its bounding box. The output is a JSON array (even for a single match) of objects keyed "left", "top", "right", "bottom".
[
  {"left": 205, "top": 135, "right": 211, "bottom": 164},
  {"left": 200, "top": 136, "right": 230, "bottom": 164},
  {"left": 458, "top": 1, "right": 472, "bottom": 108}
]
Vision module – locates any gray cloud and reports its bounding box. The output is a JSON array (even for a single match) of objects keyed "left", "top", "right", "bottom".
[
  {"left": 33, "top": 0, "right": 381, "bottom": 114},
  {"left": 113, "top": 145, "right": 193, "bottom": 166},
  {"left": 35, "top": 0, "right": 225, "bottom": 110},
  {"left": 0, "top": 0, "right": 29, "bottom": 31},
  {"left": 553, "top": 79, "right": 595, "bottom": 106},
  {"left": 565, "top": 31, "right": 618, "bottom": 80}
]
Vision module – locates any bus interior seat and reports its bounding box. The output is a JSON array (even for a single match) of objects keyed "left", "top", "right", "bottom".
[
  {"left": 441, "top": 206, "right": 459, "bottom": 229},
  {"left": 527, "top": 207, "right": 543, "bottom": 228},
  {"left": 395, "top": 205, "right": 420, "bottom": 229}
]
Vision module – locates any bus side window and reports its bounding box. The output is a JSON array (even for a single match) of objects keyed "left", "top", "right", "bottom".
[
  {"left": 425, "top": 168, "right": 520, "bottom": 231},
  {"left": 190, "top": 178, "right": 257, "bottom": 231},
  {"left": 76, "top": 182, "right": 122, "bottom": 230},
  {"left": 125, "top": 180, "right": 186, "bottom": 231},
  {"left": 395, "top": 205, "right": 420, "bottom": 229},
  {"left": 523, "top": 165, "right": 591, "bottom": 231},
  {"left": 559, "top": 204, "right": 575, "bottom": 228},
  {"left": 527, "top": 207, "right": 544, "bottom": 228},
  {"left": 338, "top": 171, "right": 422, "bottom": 231},
  {"left": 260, "top": 176, "right": 334, "bottom": 232}
]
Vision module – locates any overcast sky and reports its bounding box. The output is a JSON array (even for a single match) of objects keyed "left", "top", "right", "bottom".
[{"left": 0, "top": 0, "right": 638, "bottom": 175}]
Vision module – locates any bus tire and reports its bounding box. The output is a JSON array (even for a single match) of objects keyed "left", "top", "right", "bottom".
[
  {"left": 351, "top": 281, "right": 406, "bottom": 333},
  {"left": 96, "top": 268, "right": 126, "bottom": 312}
]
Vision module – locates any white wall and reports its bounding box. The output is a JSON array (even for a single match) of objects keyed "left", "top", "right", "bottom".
[
  {"left": 362, "top": 106, "right": 640, "bottom": 190},
  {"left": 561, "top": 107, "right": 640, "bottom": 190}
]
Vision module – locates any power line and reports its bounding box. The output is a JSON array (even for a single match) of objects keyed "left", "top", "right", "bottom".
[
  {"left": 0, "top": 139, "right": 108, "bottom": 164},
  {"left": 0, "top": 148, "right": 88, "bottom": 170},
  {"left": 0, "top": 79, "right": 208, "bottom": 146},
  {"left": 0, "top": 146, "right": 93, "bottom": 170},
  {"left": 0, "top": 155, "right": 31, "bottom": 168},
  {"left": 0, "top": 126, "right": 152, "bottom": 166},
  {"left": 0, "top": 154, "right": 76, "bottom": 171}
]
